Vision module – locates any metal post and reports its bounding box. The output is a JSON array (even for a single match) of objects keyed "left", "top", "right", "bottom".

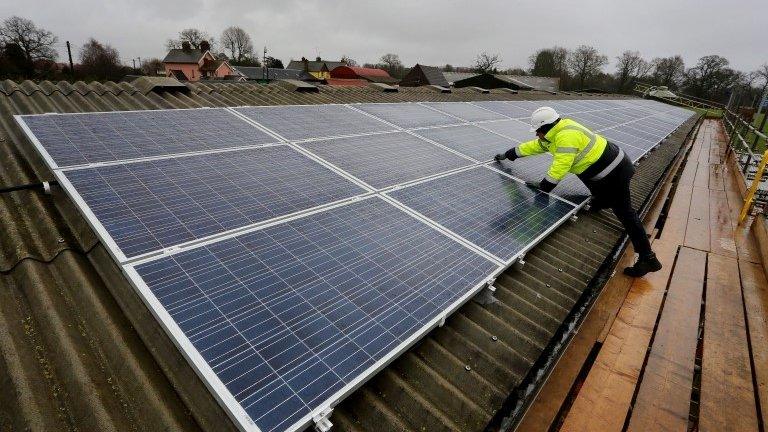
[{"left": 66, "top": 41, "right": 74, "bottom": 78}]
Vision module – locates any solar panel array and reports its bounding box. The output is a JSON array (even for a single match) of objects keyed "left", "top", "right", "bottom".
[{"left": 16, "top": 98, "right": 695, "bottom": 432}]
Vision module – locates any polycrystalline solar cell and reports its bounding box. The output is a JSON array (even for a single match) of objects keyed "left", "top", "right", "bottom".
[
  {"left": 299, "top": 132, "right": 472, "bottom": 189},
  {"left": 19, "top": 109, "right": 276, "bottom": 168},
  {"left": 414, "top": 125, "right": 516, "bottom": 162},
  {"left": 613, "top": 142, "right": 647, "bottom": 162},
  {"left": 421, "top": 102, "right": 507, "bottom": 122},
  {"left": 470, "top": 101, "right": 532, "bottom": 119},
  {"left": 233, "top": 105, "right": 395, "bottom": 141},
  {"left": 622, "top": 124, "right": 665, "bottom": 143},
  {"left": 64, "top": 145, "right": 365, "bottom": 259},
  {"left": 492, "top": 157, "right": 591, "bottom": 204},
  {"left": 569, "top": 112, "right": 612, "bottom": 130},
  {"left": 388, "top": 167, "right": 576, "bottom": 262},
  {"left": 354, "top": 103, "right": 461, "bottom": 129},
  {"left": 133, "top": 197, "right": 498, "bottom": 432},
  {"left": 477, "top": 119, "right": 533, "bottom": 143},
  {"left": 602, "top": 129, "right": 656, "bottom": 151}
]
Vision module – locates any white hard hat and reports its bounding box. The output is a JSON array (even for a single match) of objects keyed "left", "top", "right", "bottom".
[{"left": 529, "top": 106, "right": 560, "bottom": 132}]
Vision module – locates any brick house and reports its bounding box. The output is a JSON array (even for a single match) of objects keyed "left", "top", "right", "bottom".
[{"left": 162, "top": 49, "right": 237, "bottom": 81}]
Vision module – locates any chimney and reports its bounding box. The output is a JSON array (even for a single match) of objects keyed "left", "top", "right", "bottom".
[{"left": 315, "top": 56, "right": 322, "bottom": 62}]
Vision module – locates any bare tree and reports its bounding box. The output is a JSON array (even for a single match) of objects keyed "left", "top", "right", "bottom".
[
  {"left": 0, "top": 16, "right": 58, "bottom": 67},
  {"left": 340, "top": 55, "right": 357, "bottom": 67},
  {"left": 221, "top": 26, "right": 253, "bottom": 63},
  {"left": 754, "top": 63, "right": 768, "bottom": 104},
  {"left": 566, "top": 45, "right": 608, "bottom": 89},
  {"left": 474, "top": 52, "right": 501, "bottom": 73},
  {"left": 79, "top": 38, "right": 124, "bottom": 80},
  {"left": 140, "top": 58, "right": 164, "bottom": 76},
  {"left": 651, "top": 55, "right": 685, "bottom": 89},
  {"left": 614, "top": 50, "right": 652, "bottom": 93},
  {"left": 379, "top": 53, "right": 402, "bottom": 70},
  {"left": 166, "top": 28, "right": 216, "bottom": 51}
]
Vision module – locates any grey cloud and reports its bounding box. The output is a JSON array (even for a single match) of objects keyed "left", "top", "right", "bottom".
[{"left": 1, "top": 0, "right": 764, "bottom": 72}]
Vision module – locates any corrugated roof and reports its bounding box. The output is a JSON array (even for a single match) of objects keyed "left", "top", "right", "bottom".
[{"left": 0, "top": 78, "right": 694, "bottom": 432}]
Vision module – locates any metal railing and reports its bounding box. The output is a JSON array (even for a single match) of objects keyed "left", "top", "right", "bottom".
[{"left": 721, "top": 108, "right": 768, "bottom": 220}]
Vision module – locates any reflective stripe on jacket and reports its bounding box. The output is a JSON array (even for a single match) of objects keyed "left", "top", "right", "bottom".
[{"left": 514, "top": 118, "right": 607, "bottom": 183}]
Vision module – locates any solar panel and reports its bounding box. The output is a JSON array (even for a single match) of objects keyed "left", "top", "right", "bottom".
[
  {"left": 477, "top": 119, "right": 533, "bottom": 143},
  {"left": 18, "top": 108, "right": 277, "bottom": 168},
  {"left": 421, "top": 102, "right": 507, "bottom": 122},
  {"left": 15, "top": 98, "right": 697, "bottom": 432},
  {"left": 129, "top": 197, "right": 499, "bottom": 432},
  {"left": 470, "top": 101, "right": 531, "bottom": 119},
  {"left": 601, "top": 129, "right": 656, "bottom": 150},
  {"left": 354, "top": 103, "right": 461, "bottom": 129},
  {"left": 387, "top": 167, "right": 576, "bottom": 262},
  {"left": 491, "top": 157, "right": 591, "bottom": 204},
  {"left": 413, "top": 125, "right": 517, "bottom": 162},
  {"left": 233, "top": 105, "right": 395, "bottom": 141},
  {"left": 299, "top": 132, "right": 473, "bottom": 189},
  {"left": 62, "top": 145, "right": 366, "bottom": 259},
  {"left": 613, "top": 142, "right": 647, "bottom": 162}
]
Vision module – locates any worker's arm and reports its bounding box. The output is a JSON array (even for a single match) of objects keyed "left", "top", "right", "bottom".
[
  {"left": 539, "top": 134, "right": 579, "bottom": 192},
  {"left": 494, "top": 138, "right": 548, "bottom": 161}
]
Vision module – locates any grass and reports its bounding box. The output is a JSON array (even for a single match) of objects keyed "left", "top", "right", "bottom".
[{"left": 745, "top": 112, "right": 768, "bottom": 153}]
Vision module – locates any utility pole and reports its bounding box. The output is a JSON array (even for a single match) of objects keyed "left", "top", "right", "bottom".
[
  {"left": 66, "top": 41, "right": 74, "bottom": 78},
  {"left": 263, "top": 46, "right": 268, "bottom": 80},
  {"left": 132, "top": 58, "right": 137, "bottom": 73}
]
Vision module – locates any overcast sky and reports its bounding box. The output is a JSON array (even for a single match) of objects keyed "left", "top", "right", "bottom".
[{"left": 1, "top": 0, "right": 765, "bottom": 73}]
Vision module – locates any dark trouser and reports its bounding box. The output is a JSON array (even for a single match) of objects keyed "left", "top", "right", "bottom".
[{"left": 583, "top": 154, "right": 653, "bottom": 258}]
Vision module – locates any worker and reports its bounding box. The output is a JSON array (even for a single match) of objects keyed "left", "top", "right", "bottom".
[{"left": 494, "top": 107, "right": 661, "bottom": 277}]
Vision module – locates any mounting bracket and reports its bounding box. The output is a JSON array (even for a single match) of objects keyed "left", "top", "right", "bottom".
[
  {"left": 313, "top": 407, "right": 333, "bottom": 432},
  {"left": 474, "top": 283, "right": 498, "bottom": 306},
  {"left": 513, "top": 254, "right": 526, "bottom": 271}
]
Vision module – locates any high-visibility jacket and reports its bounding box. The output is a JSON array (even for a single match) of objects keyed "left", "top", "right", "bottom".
[{"left": 513, "top": 118, "right": 607, "bottom": 184}]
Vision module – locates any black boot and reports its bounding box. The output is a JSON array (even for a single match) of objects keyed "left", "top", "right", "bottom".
[{"left": 623, "top": 253, "right": 662, "bottom": 277}]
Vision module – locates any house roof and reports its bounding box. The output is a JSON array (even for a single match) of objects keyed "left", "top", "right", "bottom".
[
  {"left": 199, "top": 59, "right": 226, "bottom": 72},
  {"left": 231, "top": 66, "right": 312, "bottom": 81},
  {"left": 443, "top": 71, "right": 479, "bottom": 84},
  {"left": 330, "top": 66, "right": 399, "bottom": 84},
  {"left": 0, "top": 77, "right": 695, "bottom": 432},
  {"left": 400, "top": 64, "right": 450, "bottom": 87},
  {"left": 286, "top": 59, "right": 345, "bottom": 72},
  {"left": 162, "top": 48, "right": 208, "bottom": 64}
]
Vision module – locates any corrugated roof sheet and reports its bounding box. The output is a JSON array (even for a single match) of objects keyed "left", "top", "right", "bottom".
[{"left": 0, "top": 78, "right": 694, "bottom": 432}]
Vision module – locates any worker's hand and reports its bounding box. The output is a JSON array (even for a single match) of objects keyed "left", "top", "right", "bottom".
[
  {"left": 524, "top": 181, "right": 539, "bottom": 189},
  {"left": 494, "top": 153, "right": 506, "bottom": 162}
]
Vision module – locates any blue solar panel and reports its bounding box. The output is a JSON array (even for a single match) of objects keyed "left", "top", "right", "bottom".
[
  {"left": 132, "top": 197, "right": 498, "bottom": 432},
  {"left": 470, "top": 101, "right": 531, "bottom": 119},
  {"left": 233, "top": 105, "right": 395, "bottom": 141},
  {"left": 477, "top": 119, "right": 533, "bottom": 143},
  {"left": 19, "top": 108, "right": 277, "bottom": 168},
  {"left": 492, "top": 156, "right": 591, "bottom": 204},
  {"left": 63, "top": 145, "right": 366, "bottom": 259},
  {"left": 299, "top": 132, "right": 472, "bottom": 189},
  {"left": 354, "top": 103, "right": 461, "bottom": 129},
  {"left": 388, "top": 167, "right": 576, "bottom": 262},
  {"left": 413, "top": 125, "right": 516, "bottom": 162},
  {"left": 422, "top": 102, "right": 507, "bottom": 122}
]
